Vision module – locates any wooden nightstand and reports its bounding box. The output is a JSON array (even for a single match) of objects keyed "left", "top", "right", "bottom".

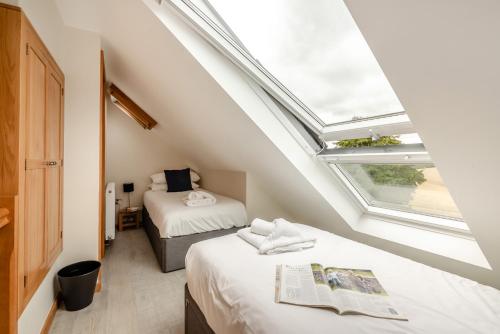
[{"left": 118, "top": 209, "right": 142, "bottom": 231}]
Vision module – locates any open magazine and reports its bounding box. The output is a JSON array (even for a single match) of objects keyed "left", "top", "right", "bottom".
[{"left": 275, "top": 264, "right": 407, "bottom": 320}]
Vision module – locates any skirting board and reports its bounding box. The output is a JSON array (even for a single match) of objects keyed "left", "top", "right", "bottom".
[
  {"left": 40, "top": 297, "right": 58, "bottom": 334},
  {"left": 38, "top": 276, "right": 101, "bottom": 334}
]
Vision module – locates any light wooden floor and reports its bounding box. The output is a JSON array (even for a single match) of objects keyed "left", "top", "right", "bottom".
[{"left": 50, "top": 229, "right": 186, "bottom": 334}]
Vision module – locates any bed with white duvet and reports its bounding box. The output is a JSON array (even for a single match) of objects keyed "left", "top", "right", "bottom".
[
  {"left": 186, "top": 224, "right": 500, "bottom": 334},
  {"left": 142, "top": 188, "right": 247, "bottom": 272},
  {"left": 143, "top": 189, "right": 247, "bottom": 238}
]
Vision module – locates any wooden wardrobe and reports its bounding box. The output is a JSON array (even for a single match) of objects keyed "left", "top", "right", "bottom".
[{"left": 0, "top": 3, "right": 65, "bottom": 327}]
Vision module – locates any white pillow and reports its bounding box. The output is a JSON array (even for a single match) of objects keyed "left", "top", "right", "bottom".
[
  {"left": 148, "top": 183, "right": 167, "bottom": 191},
  {"left": 148, "top": 182, "right": 200, "bottom": 191},
  {"left": 150, "top": 172, "right": 166, "bottom": 184},
  {"left": 190, "top": 170, "right": 201, "bottom": 182},
  {"left": 150, "top": 170, "right": 201, "bottom": 184}
]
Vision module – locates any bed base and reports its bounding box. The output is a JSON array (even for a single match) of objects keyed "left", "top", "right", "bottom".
[
  {"left": 142, "top": 206, "right": 244, "bottom": 272},
  {"left": 185, "top": 284, "right": 215, "bottom": 334}
]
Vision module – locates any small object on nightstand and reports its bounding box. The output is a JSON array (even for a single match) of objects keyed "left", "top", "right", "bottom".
[
  {"left": 118, "top": 208, "right": 142, "bottom": 232},
  {"left": 127, "top": 206, "right": 139, "bottom": 213},
  {"left": 123, "top": 182, "right": 134, "bottom": 208}
]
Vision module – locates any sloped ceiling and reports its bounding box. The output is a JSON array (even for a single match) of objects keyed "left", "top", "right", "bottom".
[
  {"left": 54, "top": 0, "right": 500, "bottom": 287},
  {"left": 345, "top": 0, "right": 500, "bottom": 283}
]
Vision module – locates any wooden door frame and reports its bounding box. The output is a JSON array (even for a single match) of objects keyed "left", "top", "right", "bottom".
[
  {"left": 96, "top": 50, "right": 106, "bottom": 293},
  {"left": 0, "top": 197, "right": 17, "bottom": 334},
  {"left": 0, "top": 4, "right": 21, "bottom": 333},
  {"left": 99, "top": 50, "right": 106, "bottom": 261}
]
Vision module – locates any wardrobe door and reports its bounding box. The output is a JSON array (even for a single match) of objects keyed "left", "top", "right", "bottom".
[
  {"left": 46, "top": 70, "right": 63, "bottom": 263},
  {"left": 24, "top": 42, "right": 47, "bottom": 296}
]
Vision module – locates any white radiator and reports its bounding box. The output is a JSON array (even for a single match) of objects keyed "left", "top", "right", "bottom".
[{"left": 105, "top": 182, "right": 116, "bottom": 241}]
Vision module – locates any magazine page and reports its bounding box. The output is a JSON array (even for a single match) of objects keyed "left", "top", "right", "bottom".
[
  {"left": 325, "top": 267, "right": 407, "bottom": 320},
  {"left": 276, "top": 264, "right": 333, "bottom": 308}
]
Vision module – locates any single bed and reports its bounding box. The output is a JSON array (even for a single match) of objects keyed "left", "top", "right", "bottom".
[
  {"left": 185, "top": 224, "right": 500, "bottom": 334},
  {"left": 143, "top": 189, "right": 247, "bottom": 272}
]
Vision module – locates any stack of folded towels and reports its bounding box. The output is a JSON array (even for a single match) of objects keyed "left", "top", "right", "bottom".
[
  {"left": 237, "top": 218, "right": 316, "bottom": 254},
  {"left": 183, "top": 190, "right": 217, "bottom": 207}
]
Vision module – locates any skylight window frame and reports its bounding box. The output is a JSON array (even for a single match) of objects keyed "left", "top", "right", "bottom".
[
  {"left": 320, "top": 114, "right": 413, "bottom": 142},
  {"left": 318, "top": 144, "right": 431, "bottom": 164},
  {"left": 329, "top": 164, "right": 470, "bottom": 235},
  {"left": 165, "top": 0, "right": 468, "bottom": 233},
  {"left": 319, "top": 144, "right": 466, "bottom": 228},
  {"left": 166, "top": 0, "right": 414, "bottom": 139}
]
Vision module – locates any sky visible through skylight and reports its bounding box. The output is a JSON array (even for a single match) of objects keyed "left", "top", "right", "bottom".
[{"left": 205, "top": 0, "right": 404, "bottom": 125}]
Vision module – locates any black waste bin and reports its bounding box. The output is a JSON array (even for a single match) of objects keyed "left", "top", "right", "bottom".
[{"left": 57, "top": 260, "right": 101, "bottom": 311}]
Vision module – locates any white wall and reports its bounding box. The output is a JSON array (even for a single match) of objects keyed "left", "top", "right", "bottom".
[
  {"left": 17, "top": 1, "right": 101, "bottom": 333},
  {"left": 59, "top": 26, "right": 101, "bottom": 264},
  {"left": 17, "top": 0, "right": 65, "bottom": 65},
  {"left": 106, "top": 100, "right": 292, "bottom": 220},
  {"left": 245, "top": 174, "right": 294, "bottom": 222},
  {"left": 106, "top": 101, "right": 188, "bottom": 209}
]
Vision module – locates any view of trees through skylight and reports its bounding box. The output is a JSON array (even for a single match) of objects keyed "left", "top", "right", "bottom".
[{"left": 325, "top": 134, "right": 461, "bottom": 220}]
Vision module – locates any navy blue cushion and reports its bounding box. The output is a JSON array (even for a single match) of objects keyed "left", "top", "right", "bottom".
[{"left": 164, "top": 168, "right": 192, "bottom": 192}]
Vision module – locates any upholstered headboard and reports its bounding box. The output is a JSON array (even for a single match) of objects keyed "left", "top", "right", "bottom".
[{"left": 199, "top": 170, "right": 246, "bottom": 204}]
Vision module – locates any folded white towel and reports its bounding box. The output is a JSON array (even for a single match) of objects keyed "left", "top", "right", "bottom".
[
  {"left": 187, "top": 191, "right": 204, "bottom": 200},
  {"left": 191, "top": 190, "right": 215, "bottom": 201},
  {"left": 250, "top": 218, "right": 275, "bottom": 236},
  {"left": 237, "top": 218, "right": 316, "bottom": 254},
  {"left": 237, "top": 228, "right": 266, "bottom": 248},
  {"left": 183, "top": 191, "right": 217, "bottom": 207},
  {"left": 183, "top": 198, "right": 216, "bottom": 207},
  {"left": 259, "top": 218, "right": 316, "bottom": 254}
]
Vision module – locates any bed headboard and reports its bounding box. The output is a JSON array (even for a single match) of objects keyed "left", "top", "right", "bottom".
[{"left": 199, "top": 170, "right": 246, "bottom": 204}]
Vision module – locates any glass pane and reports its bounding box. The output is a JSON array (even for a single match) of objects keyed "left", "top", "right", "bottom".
[
  {"left": 205, "top": 0, "right": 404, "bottom": 125},
  {"left": 337, "top": 164, "right": 463, "bottom": 220},
  {"left": 327, "top": 133, "right": 422, "bottom": 149}
]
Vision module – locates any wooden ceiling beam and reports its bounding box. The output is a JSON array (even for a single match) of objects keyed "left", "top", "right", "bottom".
[{"left": 108, "top": 83, "right": 157, "bottom": 130}]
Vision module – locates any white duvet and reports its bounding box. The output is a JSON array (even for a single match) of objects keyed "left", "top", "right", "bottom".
[
  {"left": 143, "top": 189, "right": 247, "bottom": 238},
  {"left": 186, "top": 224, "right": 500, "bottom": 334}
]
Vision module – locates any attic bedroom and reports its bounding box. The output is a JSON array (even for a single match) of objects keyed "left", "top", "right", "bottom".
[{"left": 0, "top": 0, "right": 499, "bottom": 334}]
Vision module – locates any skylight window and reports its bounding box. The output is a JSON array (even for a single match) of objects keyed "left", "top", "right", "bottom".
[
  {"left": 166, "top": 0, "right": 465, "bottom": 228},
  {"left": 336, "top": 163, "right": 462, "bottom": 220},
  {"left": 205, "top": 0, "right": 404, "bottom": 126}
]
